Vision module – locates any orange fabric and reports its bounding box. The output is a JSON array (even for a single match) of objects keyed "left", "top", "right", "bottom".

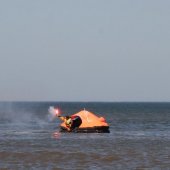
[{"left": 60, "top": 110, "right": 109, "bottom": 128}]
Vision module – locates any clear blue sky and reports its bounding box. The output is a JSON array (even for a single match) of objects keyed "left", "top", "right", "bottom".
[{"left": 0, "top": 0, "right": 170, "bottom": 102}]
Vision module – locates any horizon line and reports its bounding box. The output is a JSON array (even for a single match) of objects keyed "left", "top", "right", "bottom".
[{"left": 0, "top": 100, "right": 170, "bottom": 103}]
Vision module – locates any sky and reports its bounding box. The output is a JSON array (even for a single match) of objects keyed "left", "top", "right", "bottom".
[{"left": 0, "top": 0, "right": 170, "bottom": 102}]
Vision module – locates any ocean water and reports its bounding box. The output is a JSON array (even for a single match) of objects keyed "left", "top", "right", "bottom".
[{"left": 0, "top": 102, "right": 170, "bottom": 170}]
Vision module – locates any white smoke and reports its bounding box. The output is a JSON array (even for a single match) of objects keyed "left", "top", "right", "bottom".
[
  {"left": 0, "top": 102, "right": 48, "bottom": 128},
  {"left": 48, "top": 106, "right": 57, "bottom": 121}
]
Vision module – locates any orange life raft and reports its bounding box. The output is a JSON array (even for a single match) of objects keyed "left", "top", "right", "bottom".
[{"left": 60, "top": 109, "right": 110, "bottom": 133}]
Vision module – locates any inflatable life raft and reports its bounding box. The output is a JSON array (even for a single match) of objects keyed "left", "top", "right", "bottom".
[{"left": 60, "top": 109, "right": 110, "bottom": 133}]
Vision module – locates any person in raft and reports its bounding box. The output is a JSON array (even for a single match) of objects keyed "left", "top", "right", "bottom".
[{"left": 57, "top": 115, "right": 82, "bottom": 132}]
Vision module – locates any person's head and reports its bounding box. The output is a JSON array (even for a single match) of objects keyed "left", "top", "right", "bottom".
[
  {"left": 65, "top": 116, "right": 72, "bottom": 127},
  {"left": 65, "top": 116, "right": 70, "bottom": 120}
]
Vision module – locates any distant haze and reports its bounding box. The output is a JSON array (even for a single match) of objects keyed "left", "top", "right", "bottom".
[{"left": 0, "top": 1, "right": 170, "bottom": 102}]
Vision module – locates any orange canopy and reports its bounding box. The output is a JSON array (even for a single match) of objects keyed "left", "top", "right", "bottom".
[{"left": 60, "top": 109, "right": 109, "bottom": 128}]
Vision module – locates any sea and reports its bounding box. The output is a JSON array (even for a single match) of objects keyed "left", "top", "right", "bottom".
[{"left": 0, "top": 102, "right": 169, "bottom": 170}]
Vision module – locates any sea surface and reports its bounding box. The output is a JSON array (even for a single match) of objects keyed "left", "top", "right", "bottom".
[{"left": 0, "top": 102, "right": 170, "bottom": 170}]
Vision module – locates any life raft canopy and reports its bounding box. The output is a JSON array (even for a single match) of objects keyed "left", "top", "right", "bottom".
[{"left": 60, "top": 109, "right": 110, "bottom": 133}]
